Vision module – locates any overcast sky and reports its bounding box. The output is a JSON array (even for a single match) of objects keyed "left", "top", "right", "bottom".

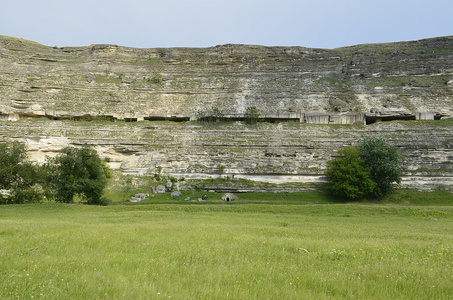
[{"left": 2, "top": 0, "right": 452, "bottom": 49}]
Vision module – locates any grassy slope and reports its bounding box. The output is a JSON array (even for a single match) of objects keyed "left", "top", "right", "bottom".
[{"left": 1, "top": 202, "right": 452, "bottom": 299}]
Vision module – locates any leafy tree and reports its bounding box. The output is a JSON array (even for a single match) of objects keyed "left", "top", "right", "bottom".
[
  {"left": 326, "top": 146, "right": 376, "bottom": 200},
  {"left": 44, "top": 145, "right": 107, "bottom": 204},
  {"left": 0, "top": 141, "right": 43, "bottom": 204},
  {"left": 326, "top": 136, "right": 402, "bottom": 200},
  {"left": 357, "top": 136, "right": 401, "bottom": 198}
]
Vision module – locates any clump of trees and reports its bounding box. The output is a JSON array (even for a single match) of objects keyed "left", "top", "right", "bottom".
[
  {"left": 326, "top": 136, "right": 401, "bottom": 200},
  {"left": 0, "top": 142, "right": 43, "bottom": 204},
  {"left": 0, "top": 142, "right": 109, "bottom": 205},
  {"left": 43, "top": 145, "right": 109, "bottom": 205}
]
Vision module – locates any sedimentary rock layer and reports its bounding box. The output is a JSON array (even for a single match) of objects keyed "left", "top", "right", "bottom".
[
  {"left": 1, "top": 35, "right": 453, "bottom": 121},
  {"left": 1, "top": 118, "right": 451, "bottom": 190},
  {"left": 1, "top": 35, "right": 452, "bottom": 190}
]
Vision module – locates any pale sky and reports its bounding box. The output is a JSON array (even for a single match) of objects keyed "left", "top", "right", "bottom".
[{"left": 1, "top": 0, "right": 452, "bottom": 49}]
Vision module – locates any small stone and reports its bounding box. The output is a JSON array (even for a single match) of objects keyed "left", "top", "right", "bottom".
[
  {"left": 135, "top": 193, "right": 148, "bottom": 200},
  {"left": 86, "top": 75, "right": 95, "bottom": 83},
  {"left": 155, "top": 185, "right": 166, "bottom": 194},
  {"left": 171, "top": 191, "right": 181, "bottom": 197},
  {"left": 129, "top": 197, "right": 141, "bottom": 202}
]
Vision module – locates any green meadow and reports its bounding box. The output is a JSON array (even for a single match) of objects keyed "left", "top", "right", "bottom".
[{"left": 1, "top": 192, "right": 453, "bottom": 299}]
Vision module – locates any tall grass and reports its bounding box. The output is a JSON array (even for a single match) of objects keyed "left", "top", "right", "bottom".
[{"left": 1, "top": 203, "right": 452, "bottom": 299}]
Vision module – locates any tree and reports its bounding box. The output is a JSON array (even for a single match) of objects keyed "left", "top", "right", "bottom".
[
  {"left": 326, "top": 146, "right": 376, "bottom": 200},
  {"left": 0, "top": 141, "right": 42, "bottom": 204},
  {"left": 356, "top": 136, "right": 401, "bottom": 198},
  {"left": 44, "top": 145, "right": 107, "bottom": 204},
  {"left": 326, "top": 136, "right": 402, "bottom": 200}
]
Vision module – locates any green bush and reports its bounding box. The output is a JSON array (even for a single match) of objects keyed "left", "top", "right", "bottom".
[
  {"left": 357, "top": 136, "right": 402, "bottom": 198},
  {"left": 0, "top": 141, "right": 43, "bottom": 204},
  {"left": 244, "top": 106, "right": 260, "bottom": 124},
  {"left": 326, "top": 146, "right": 376, "bottom": 200},
  {"left": 196, "top": 106, "right": 225, "bottom": 122},
  {"left": 326, "top": 136, "right": 401, "bottom": 200},
  {"left": 9, "top": 187, "right": 45, "bottom": 204}
]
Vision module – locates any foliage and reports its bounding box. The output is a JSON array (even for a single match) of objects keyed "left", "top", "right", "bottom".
[
  {"left": 7, "top": 187, "right": 45, "bottom": 204},
  {"left": 154, "top": 166, "right": 163, "bottom": 181},
  {"left": 44, "top": 145, "right": 107, "bottom": 204},
  {"left": 326, "top": 136, "right": 402, "bottom": 200},
  {"left": 357, "top": 136, "right": 402, "bottom": 197},
  {"left": 326, "top": 146, "right": 376, "bottom": 200},
  {"left": 102, "top": 157, "right": 112, "bottom": 179},
  {"left": 149, "top": 72, "right": 163, "bottom": 84},
  {"left": 216, "top": 164, "right": 225, "bottom": 174},
  {"left": 244, "top": 106, "right": 260, "bottom": 124},
  {"left": 0, "top": 141, "right": 43, "bottom": 204}
]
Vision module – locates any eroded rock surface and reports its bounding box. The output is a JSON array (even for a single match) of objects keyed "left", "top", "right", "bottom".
[
  {"left": 1, "top": 35, "right": 453, "bottom": 190},
  {"left": 1, "top": 35, "right": 453, "bottom": 122},
  {"left": 1, "top": 117, "right": 451, "bottom": 190}
]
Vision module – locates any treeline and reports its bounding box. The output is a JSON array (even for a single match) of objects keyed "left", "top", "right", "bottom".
[{"left": 0, "top": 142, "right": 109, "bottom": 205}]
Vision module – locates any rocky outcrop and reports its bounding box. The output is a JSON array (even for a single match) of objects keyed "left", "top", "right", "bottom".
[
  {"left": 1, "top": 35, "right": 453, "bottom": 191},
  {"left": 1, "top": 35, "right": 453, "bottom": 123},
  {"left": 1, "top": 117, "right": 452, "bottom": 190}
]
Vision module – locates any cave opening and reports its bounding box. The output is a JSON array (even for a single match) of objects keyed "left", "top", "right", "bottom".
[{"left": 365, "top": 115, "right": 416, "bottom": 125}]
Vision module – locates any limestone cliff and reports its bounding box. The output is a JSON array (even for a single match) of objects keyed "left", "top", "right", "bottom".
[
  {"left": 1, "top": 35, "right": 452, "bottom": 191},
  {"left": 1, "top": 35, "right": 453, "bottom": 121}
]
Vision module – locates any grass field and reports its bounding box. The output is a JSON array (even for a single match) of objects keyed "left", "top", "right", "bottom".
[{"left": 1, "top": 192, "right": 453, "bottom": 299}]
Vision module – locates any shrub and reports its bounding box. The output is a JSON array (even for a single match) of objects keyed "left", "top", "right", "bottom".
[
  {"left": 244, "top": 106, "right": 260, "bottom": 124},
  {"left": 326, "top": 146, "right": 376, "bottom": 200},
  {"left": 9, "top": 187, "right": 45, "bottom": 204},
  {"left": 326, "top": 136, "right": 402, "bottom": 200},
  {"left": 357, "top": 136, "right": 402, "bottom": 198},
  {"left": 89, "top": 196, "right": 111, "bottom": 206}
]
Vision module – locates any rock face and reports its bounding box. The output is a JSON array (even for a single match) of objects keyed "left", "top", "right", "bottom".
[
  {"left": 2, "top": 117, "right": 451, "bottom": 191},
  {"left": 1, "top": 35, "right": 453, "bottom": 122},
  {"left": 1, "top": 35, "right": 453, "bottom": 190}
]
